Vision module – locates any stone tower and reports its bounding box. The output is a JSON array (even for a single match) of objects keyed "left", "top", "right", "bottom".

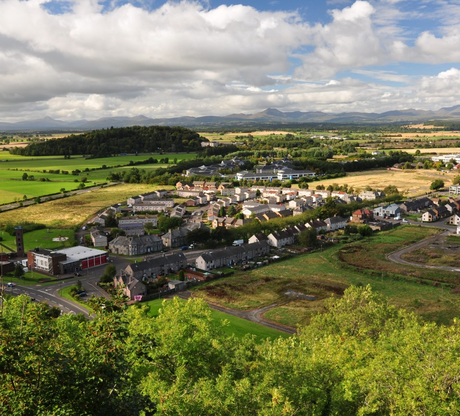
[{"left": 15, "top": 226, "right": 24, "bottom": 257}]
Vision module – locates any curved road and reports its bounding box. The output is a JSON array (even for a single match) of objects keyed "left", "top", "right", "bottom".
[
  {"left": 177, "top": 291, "right": 296, "bottom": 335},
  {"left": 387, "top": 229, "right": 460, "bottom": 273}
]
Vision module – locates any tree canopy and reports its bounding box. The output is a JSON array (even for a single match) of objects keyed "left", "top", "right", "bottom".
[
  {"left": 2, "top": 286, "right": 460, "bottom": 415},
  {"left": 10, "top": 125, "right": 204, "bottom": 157}
]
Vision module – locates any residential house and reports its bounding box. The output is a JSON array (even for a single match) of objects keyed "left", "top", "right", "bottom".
[
  {"left": 109, "top": 235, "right": 163, "bottom": 256},
  {"left": 422, "top": 210, "right": 437, "bottom": 222},
  {"left": 90, "top": 230, "right": 107, "bottom": 247},
  {"left": 170, "top": 204, "right": 187, "bottom": 218},
  {"left": 306, "top": 220, "right": 328, "bottom": 233},
  {"left": 123, "top": 253, "right": 188, "bottom": 279},
  {"left": 113, "top": 274, "right": 147, "bottom": 300},
  {"left": 161, "top": 228, "right": 189, "bottom": 248},
  {"left": 248, "top": 233, "right": 269, "bottom": 244},
  {"left": 352, "top": 208, "right": 374, "bottom": 223},
  {"left": 359, "top": 190, "right": 385, "bottom": 201},
  {"left": 324, "top": 216, "right": 348, "bottom": 231},
  {"left": 400, "top": 197, "right": 432, "bottom": 213},
  {"left": 449, "top": 213, "right": 460, "bottom": 225},
  {"left": 195, "top": 241, "right": 270, "bottom": 271},
  {"left": 373, "top": 203, "right": 401, "bottom": 218},
  {"left": 267, "top": 230, "right": 295, "bottom": 248},
  {"left": 432, "top": 205, "right": 450, "bottom": 219}
]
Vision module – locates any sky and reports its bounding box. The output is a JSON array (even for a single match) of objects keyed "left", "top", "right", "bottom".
[{"left": 1, "top": 0, "right": 460, "bottom": 122}]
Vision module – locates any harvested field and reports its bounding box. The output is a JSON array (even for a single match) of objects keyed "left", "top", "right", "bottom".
[
  {"left": 305, "top": 169, "right": 455, "bottom": 196},
  {"left": 0, "top": 183, "right": 171, "bottom": 227}
]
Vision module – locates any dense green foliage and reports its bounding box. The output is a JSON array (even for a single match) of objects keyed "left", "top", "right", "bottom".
[
  {"left": 10, "top": 126, "right": 204, "bottom": 157},
  {"left": 2, "top": 287, "right": 460, "bottom": 415}
]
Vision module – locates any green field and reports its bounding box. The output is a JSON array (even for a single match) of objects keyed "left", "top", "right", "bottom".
[
  {"left": 0, "top": 180, "right": 94, "bottom": 204},
  {"left": 193, "top": 226, "right": 460, "bottom": 326},
  {"left": 0, "top": 153, "right": 197, "bottom": 171},
  {"left": 0, "top": 152, "right": 197, "bottom": 204},
  {"left": 144, "top": 298, "right": 287, "bottom": 341},
  {"left": 0, "top": 228, "right": 75, "bottom": 252}
]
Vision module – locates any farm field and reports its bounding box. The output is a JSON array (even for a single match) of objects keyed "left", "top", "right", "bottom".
[
  {"left": 0, "top": 152, "right": 196, "bottom": 204},
  {"left": 0, "top": 180, "right": 93, "bottom": 205},
  {"left": 144, "top": 298, "right": 287, "bottom": 341},
  {"left": 193, "top": 226, "right": 460, "bottom": 326},
  {"left": 306, "top": 168, "right": 455, "bottom": 196},
  {"left": 199, "top": 130, "right": 293, "bottom": 143},
  {"left": 0, "top": 152, "right": 197, "bottom": 171},
  {"left": 0, "top": 183, "right": 172, "bottom": 228},
  {"left": 385, "top": 147, "right": 460, "bottom": 154}
]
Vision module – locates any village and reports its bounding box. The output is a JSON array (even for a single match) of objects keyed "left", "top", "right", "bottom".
[{"left": 7, "top": 172, "right": 456, "bottom": 304}]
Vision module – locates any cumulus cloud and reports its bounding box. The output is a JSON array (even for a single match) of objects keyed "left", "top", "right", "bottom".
[
  {"left": 295, "top": 1, "right": 385, "bottom": 80},
  {"left": 0, "top": 0, "right": 458, "bottom": 121}
]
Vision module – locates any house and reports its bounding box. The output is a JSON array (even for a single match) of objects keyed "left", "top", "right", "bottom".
[
  {"left": 444, "top": 202, "right": 457, "bottom": 214},
  {"left": 109, "top": 235, "right": 163, "bottom": 256},
  {"left": 400, "top": 197, "right": 432, "bottom": 213},
  {"left": 123, "top": 252, "right": 187, "bottom": 279},
  {"left": 90, "top": 230, "right": 108, "bottom": 247},
  {"left": 422, "top": 210, "right": 437, "bottom": 222},
  {"left": 352, "top": 208, "right": 374, "bottom": 223},
  {"left": 195, "top": 241, "right": 270, "bottom": 271},
  {"left": 324, "top": 216, "right": 348, "bottom": 231},
  {"left": 432, "top": 205, "right": 450, "bottom": 219},
  {"left": 113, "top": 274, "right": 147, "bottom": 300},
  {"left": 267, "top": 230, "right": 295, "bottom": 248},
  {"left": 359, "top": 190, "right": 385, "bottom": 201},
  {"left": 170, "top": 204, "right": 187, "bottom": 218},
  {"left": 306, "top": 220, "right": 328, "bottom": 233},
  {"left": 132, "top": 199, "right": 175, "bottom": 213},
  {"left": 161, "top": 228, "right": 189, "bottom": 248},
  {"left": 118, "top": 223, "right": 145, "bottom": 237},
  {"left": 373, "top": 203, "right": 401, "bottom": 218},
  {"left": 248, "top": 233, "right": 269, "bottom": 244},
  {"left": 449, "top": 213, "right": 460, "bottom": 225},
  {"left": 119, "top": 215, "right": 158, "bottom": 228}
]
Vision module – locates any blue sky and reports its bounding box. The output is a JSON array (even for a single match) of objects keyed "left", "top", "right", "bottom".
[{"left": 0, "top": 0, "right": 460, "bottom": 121}]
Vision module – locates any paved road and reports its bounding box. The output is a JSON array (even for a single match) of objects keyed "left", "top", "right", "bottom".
[
  {"left": 387, "top": 228, "right": 460, "bottom": 273},
  {"left": 4, "top": 261, "right": 113, "bottom": 317},
  {"left": 177, "top": 291, "right": 296, "bottom": 335}
]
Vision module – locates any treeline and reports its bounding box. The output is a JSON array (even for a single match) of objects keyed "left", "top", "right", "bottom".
[
  {"left": 2, "top": 286, "right": 460, "bottom": 415},
  {"left": 9, "top": 126, "right": 205, "bottom": 157}
]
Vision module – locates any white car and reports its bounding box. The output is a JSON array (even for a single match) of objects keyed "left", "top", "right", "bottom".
[{"left": 7, "top": 282, "right": 15, "bottom": 287}]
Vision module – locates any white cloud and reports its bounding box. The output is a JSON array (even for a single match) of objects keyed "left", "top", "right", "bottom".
[
  {"left": 0, "top": 0, "right": 458, "bottom": 121},
  {"left": 295, "top": 1, "right": 385, "bottom": 80}
]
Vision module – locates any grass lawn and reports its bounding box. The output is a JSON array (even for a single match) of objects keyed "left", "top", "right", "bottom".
[
  {"left": 59, "top": 286, "right": 93, "bottom": 312},
  {"left": 143, "top": 298, "right": 288, "bottom": 341},
  {"left": 192, "top": 226, "right": 460, "bottom": 327},
  {"left": 0, "top": 183, "right": 174, "bottom": 228},
  {"left": 2, "top": 269, "right": 59, "bottom": 286},
  {"left": 0, "top": 228, "right": 76, "bottom": 252}
]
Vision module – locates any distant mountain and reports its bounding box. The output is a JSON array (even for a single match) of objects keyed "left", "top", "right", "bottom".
[{"left": 3, "top": 106, "right": 460, "bottom": 132}]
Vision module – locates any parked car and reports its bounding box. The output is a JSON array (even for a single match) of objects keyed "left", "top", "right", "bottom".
[{"left": 7, "top": 282, "right": 15, "bottom": 287}]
